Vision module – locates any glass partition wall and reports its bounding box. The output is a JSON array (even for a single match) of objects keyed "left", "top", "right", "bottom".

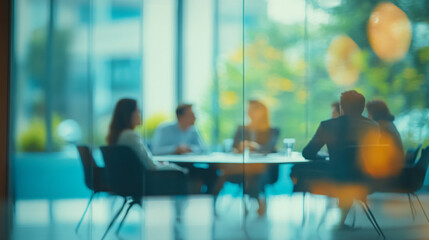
[{"left": 9, "top": 0, "right": 429, "bottom": 239}]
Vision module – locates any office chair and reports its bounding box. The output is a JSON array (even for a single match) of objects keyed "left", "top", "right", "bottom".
[
  {"left": 100, "top": 145, "right": 187, "bottom": 239},
  {"left": 75, "top": 145, "right": 111, "bottom": 233},
  {"left": 371, "top": 146, "right": 429, "bottom": 223},
  {"left": 293, "top": 145, "right": 390, "bottom": 239},
  {"left": 405, "top": 144, "right": 422, "bottom": 166}
]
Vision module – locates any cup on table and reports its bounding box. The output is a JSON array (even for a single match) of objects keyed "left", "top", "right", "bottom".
[
  {"left": 223, "top": 138, "right": 234, "bottom": 153},
  {"left": 283, "top": 138, "right": 295, "bottom": 157}
]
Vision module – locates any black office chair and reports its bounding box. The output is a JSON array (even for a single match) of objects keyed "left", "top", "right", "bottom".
[
  {"left": 100, "top": 145, "right": 188, "bottom": 239},
  {"left": 293, "top": 145, "right": 390, "bottom": 239},
  {"left": 371, "top": 146, "right": 429, "bottom": 222},
  {"left": 405, "top": 144, "right": 422, "bottom": 166},
  {"left": 75, "top": 145, "right": 111, "bottom": 233}
]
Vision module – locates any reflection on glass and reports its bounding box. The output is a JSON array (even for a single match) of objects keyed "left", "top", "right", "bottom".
[
  {"left": 368, "top": 2, "right": 412, "bottom": 62},
  {"left": 326, "top": 35, "right": 362, "bottom": 86}
]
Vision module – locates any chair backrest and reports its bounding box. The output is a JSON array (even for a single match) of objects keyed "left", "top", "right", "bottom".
[
  {"left": 100, "top": 145, "right": 144, "bottom": 198},
  {"left": 77, "top": 145, "right": 98, "bottom": 190},
  {"left": 405, "top": 144, "right": 422, "bottom": 166},
  {"left": 331, "top": 145, "right": 391, "bottom": 182},
  {"left": 413, "top": 146, "right": 429, "bottom": 190}
]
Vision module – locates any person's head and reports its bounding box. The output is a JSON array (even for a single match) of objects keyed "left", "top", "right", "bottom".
[
  {"left": 176, "top": 103, "right": 196, "bottom": 129},
  {"left": 106, "top": 98, "right": 141, "bottom": 145},
  {"left": 340, "top": 90, "right": 365, "bottom": 116},
  {"left": 366, "top": 100, "right": 394, "bottom": 122},
  {"left": 331, "top": 101, "right": 340, "bottom": 118},
  {"left": 248, "top": 100, "right": 270, "bottom": 129}
]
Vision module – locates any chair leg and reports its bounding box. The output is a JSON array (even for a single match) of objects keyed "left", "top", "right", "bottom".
[
  {"left": 101, "top": 198, "right": 127, "bottom": 240},
  {"left": 408, "top": 193, "right": 416, "bottom": 220},
  {"left": 302, "top": 192, "right": 306, "bottom": 226},
  {"left": 360, "top": 201, "right": 385, "bottom": 239},
  {"left": 75, "top": 192, "right": 96, "bottom": 233},
  {"left": 350, "top": 204, "right": 356, "bottom": 228},
  {"left": 359, "top": 202, "right": 380, "bottom": 236},
  {"left": 412, "top": 193, "right": 429, "bottom": 223},
  {"left": 116, "top": 201, "right": 137, "bottom": 235}
]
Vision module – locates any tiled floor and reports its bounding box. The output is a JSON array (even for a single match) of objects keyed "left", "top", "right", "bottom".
[{"left": 10, "top": 192, "right": 429, "bottom": 240}]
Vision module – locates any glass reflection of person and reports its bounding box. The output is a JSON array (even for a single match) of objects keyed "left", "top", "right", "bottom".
[
  {"left": 218, "top": 100, "right": 279, "bottom": 216},
  {"left": 107, "top": 98, "right": 187, "bottom": 173},
  {"left": 366, "top": 99, "right": 405, "bottom": 158}
]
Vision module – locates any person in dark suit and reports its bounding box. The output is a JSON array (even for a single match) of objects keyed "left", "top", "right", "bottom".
[
  {"left": 301, "top": 90, "right": 380, "bottom": 228},
  {"left": 303, "top": 90, "right": 379, "bottom": 162}
]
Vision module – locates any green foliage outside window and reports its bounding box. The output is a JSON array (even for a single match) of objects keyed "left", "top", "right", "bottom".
[{"left": 17, "top": 114, "right": 65, "bottom": 152}]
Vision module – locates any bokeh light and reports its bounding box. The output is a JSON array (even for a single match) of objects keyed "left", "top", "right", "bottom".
[
  {"left": 326, "top": 35, "right": 362, "bottom": 86},
  {"left": 368, "top": 2, "right": 412, "bottom": 62},
  {"left": 358, "top": 130, "right": 405, "bottom": 178}
]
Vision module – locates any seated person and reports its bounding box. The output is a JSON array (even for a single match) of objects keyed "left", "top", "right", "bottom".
[
  {"left": 233, "top": 100, "right": 279, "bottom": 154},
  {"left": 151, "top": 103, "right": 206, "bottom": 155},
  {"left": 300, "top": 90, "right": 380, "bottom": 227},
  {"left": 216, "top": 100, "right": 279, "bottom": 216},
  {"left": 366, "top": 99, "right": 405, "bottom": 159},
  {"left": 151, "top": 104, "right": 216, "bottom": 194},
  {"left": 331, "top": 101, "right": 340, "bottom": 118},
  {"left": 106, "top": 98, "right": 187, "bottom": 173}
]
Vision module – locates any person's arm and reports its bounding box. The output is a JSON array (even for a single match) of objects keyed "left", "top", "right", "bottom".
[
  {"left": 121, "top": 131, "right": 158, "bottom": 170},
  {"left": 302, "top": 123, "right": 327, "bottom": 160},
  {"left": 123, "top": 131, "right": 188, "bottom": 173},
  {"left": 188, "top": 128, "right": 207, "bottom": 154},
  {"left": 151, "top": 126, "right": 178, "bottom": 155},
  {"left": 258, "top": 128, "right": 279, "bottom": 153}
]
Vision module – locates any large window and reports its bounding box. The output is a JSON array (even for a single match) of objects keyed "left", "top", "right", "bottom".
[{"left": 9, "top": 0, "right": 429, "bottom": 239}]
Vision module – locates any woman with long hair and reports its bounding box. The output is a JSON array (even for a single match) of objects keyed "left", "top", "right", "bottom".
[
  {"left": 233, "top": 100, "right": 278, "bottom": 154},
  {"left": 216, "top": 100, "right": 279, "bottom": 216},
  {"left": 107, "top": 98, "right": 187, "bottom": 172},
  {"left": 366, "top": 99, "right": 404, "bottom": 158}
]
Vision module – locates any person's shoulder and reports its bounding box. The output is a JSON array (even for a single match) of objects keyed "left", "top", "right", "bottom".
[
  {"left": 320, "top": 117, "right": 337, "bottom": 126},
  {"left": 117, "top": 129, "right": 140, "bottom": 144},
  {"left": 119, "top": 129, "right": 139, "bottom": 138},
  {"left": 270, "top": 127, "right": 280, "bottom": 134},
  {"left": 234, "top": 125, "right": 246, "bottom": 133},
  {"left": 157, "top": 121, "right": 177, "bottom": 131},
  {"left": 360, "top": 116, "right": 379, "bottom": 126}
]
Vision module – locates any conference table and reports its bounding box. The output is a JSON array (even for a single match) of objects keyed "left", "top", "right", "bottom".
[
  {"left": 152, "top": 151, "right": 309, "bottom": 164},
  {"left": 153, "top": 152, "right": 310, "bottom": 223}
]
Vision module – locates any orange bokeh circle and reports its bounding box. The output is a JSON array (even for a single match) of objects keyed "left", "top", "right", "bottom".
[
  {"left": 326, "top": 35, "right": 362, "bottom": 86},
  {"left": 368, "top": 3, "right": 412, "bottom": 62}
]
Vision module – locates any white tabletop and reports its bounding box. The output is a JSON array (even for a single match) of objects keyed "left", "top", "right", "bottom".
[{"left": 152, "top": 152, "right": 308, "bottom": 164}]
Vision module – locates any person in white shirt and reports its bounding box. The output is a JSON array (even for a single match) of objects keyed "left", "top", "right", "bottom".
[{"left": 106, "top": 98, "right": 187, "bottom": 173}]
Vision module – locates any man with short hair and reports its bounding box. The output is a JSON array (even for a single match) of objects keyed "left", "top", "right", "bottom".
[
  {"left": 303, "top": 90, "right": 379, "bottom": 161},
  {"left": 151, "top": 104, "right": 206, "bottom": 155},
  {"left": 300, "top": 90, "right": 380, "bottom": 228},
  {"left": 152, "top": 104, "right": 216, "bottom": 194}
]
